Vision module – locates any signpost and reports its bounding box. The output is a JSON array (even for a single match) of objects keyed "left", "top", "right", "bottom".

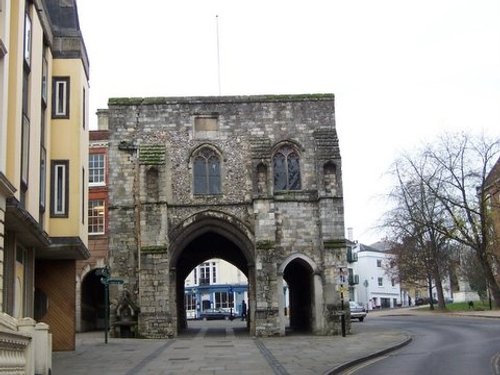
[
  {"left": 338, "top": 267, "right": 347, "bottom": 337},
  {"left": 96, "top": 266, "right": 124, "bottom": 344}
]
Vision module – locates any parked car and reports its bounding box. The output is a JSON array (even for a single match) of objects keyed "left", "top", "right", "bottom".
[
  {"left": 200, "top": 308, "right": 233, "bottom": 320},
  {"left": 349, "top": 301, "right": 367, "bottom": 322},
  {"left": 415, "top": 297, "right": 438, "bottom": 306}
]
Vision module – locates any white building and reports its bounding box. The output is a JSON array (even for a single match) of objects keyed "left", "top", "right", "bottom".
[
  {"left": 184, "top": 259, "right": 248, "bottom": 319},
  {"left": 349, "top": 242, "right": 401, "bottom": 310}
]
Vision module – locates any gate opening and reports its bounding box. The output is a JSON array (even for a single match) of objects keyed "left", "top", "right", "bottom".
[
  {"left": 283, "top": 258, "right": 314, "bottom": 333},
  {"left": 80, "top": 269, "right": 105, "bottom": 332},
  {"left": 173, "top": 230, "right": 253, "bottom": 334}
]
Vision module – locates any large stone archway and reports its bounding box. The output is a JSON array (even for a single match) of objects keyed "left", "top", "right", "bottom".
[
  {"left": 106, "top": 94, "right": 349, "bottom": 339},
  {"left": 168, "top": 211, "right": 256, "bottom": 335}
]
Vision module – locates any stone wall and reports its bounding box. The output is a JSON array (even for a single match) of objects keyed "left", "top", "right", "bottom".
[{"left": 106, "top": 94, "right": 348, "bottom": 337}]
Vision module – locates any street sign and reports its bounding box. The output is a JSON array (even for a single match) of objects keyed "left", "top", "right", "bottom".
[
  {"left": 336, "top": 284, "right": 348, "bottom": 293},
  {"left": 108, "top": 278, "right": 124, "bottom": 285}
]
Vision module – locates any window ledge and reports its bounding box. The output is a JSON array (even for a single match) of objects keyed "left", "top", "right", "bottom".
[{"left": 89, "top": 182, "right": 106, "bottom": 187}]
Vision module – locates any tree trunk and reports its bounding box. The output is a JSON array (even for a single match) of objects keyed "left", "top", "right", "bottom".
[
  {"left": 427, "top": 275, "right": 435, "bottom": 310},
  {"left": 477, "top": 245, "right": 500, "bottom": 308},
  {"left": 483, "top": 262, "right": 500, "bottom": 308},
  {"left": 433, "top": 266, "right": 447, "bottom": 310}
]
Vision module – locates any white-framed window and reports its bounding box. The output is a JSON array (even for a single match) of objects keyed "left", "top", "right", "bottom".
[
  {"left": 378, "top": 277, "right": 383, "bottom": 287},
  {"left": 41, "top": 55, "right": 48, "bottom": 104},
  {"left": 52, "top": 77, "right": 70, "bottom": 118},
  {"left": 212, "top": 262, "right": 217, "bottom": 283},
  {"left": 39, "top": 146, "right": 46, "bottom": 209},
  {"left": 24, "top": 10, "right": 32, "bottom": 67},
  {"left": 199, "top": 263, "right": 210, "bottom": 285},
  {"left": 185, "top": 293, "right": 196, "bottom": 310},
  {"left": 81, "top": 168, "right": 85, "bottom": 224},
  {"left": 82, "top": 87, "right": 86, "bottom": 129},
  {"left": 89, "top": 153, "right": 105, "bottom": 186},
  {"left": 88, "top": 199, "right": 105, "bottom": 234},
  {"left": 214, "top": 291, "right": 234, "bottom": 309},
  {"left": 21, "top": 116, "right": 30, "bottom": 188},
  {"left": 51, "top": 160, "right": 69, "bottom": 217}
]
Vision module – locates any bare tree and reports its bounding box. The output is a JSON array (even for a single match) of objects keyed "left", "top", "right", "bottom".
[
  {"left": 419, "top": 133, "right": 500, "bottom": 306},
  {"left": 385, "top": 156, "right": 451, "bottom": 309},
  {"left": 386, "top": 132, "right": 500, "bottom": 307}
]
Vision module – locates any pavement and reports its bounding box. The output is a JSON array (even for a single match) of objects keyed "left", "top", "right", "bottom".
[{"left": 52, "top": 307, "right": 500, "bottom": 375}]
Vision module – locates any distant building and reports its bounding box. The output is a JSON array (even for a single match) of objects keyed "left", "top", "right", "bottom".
[
  {"left": 350, "top": 242, "right": 401, "bottom": 309},
  {"left": 1, "top": 0, "right": 90, "bottom": 369},
  {"left": 184, "top": 258, "right": 248, "bottom": 319}
]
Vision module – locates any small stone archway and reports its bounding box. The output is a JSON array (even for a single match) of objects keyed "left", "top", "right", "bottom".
[
  {"left": 278, "top": 254, "right": 323, "bottom": 335},
  {"left": 168, "top": 211, "right": 256, "bottom": 335},
  {"left": 79, "top": 268, "right": 106, "bottom": 332}
]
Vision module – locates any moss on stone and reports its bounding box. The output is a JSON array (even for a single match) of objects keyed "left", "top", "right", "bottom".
[
  {"left": 323, "top": 240, "right": 346, "bottom": 249},
  {"left": 256, "top": 240, "right": 275, "bottom": 250},
  {"left": 141, "top": 245, "right": 168, "bottom": 254},
  {"left": 107, "top": 94, "right": 334, "bottom": 107},
  {"left": 108, "top": 97, "right": 144, "bottom": 106},
  {"left": 139, "top": 144, "right": 166, "bottom": 165}
]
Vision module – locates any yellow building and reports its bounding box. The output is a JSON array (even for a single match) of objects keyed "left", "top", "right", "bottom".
[{"left": 0, "top": 0, "right": 89, "bottom": 364}]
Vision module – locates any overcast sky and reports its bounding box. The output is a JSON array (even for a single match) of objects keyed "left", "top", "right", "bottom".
[{"left": 77, "top": 0, "right": 500, "bottom": 244}]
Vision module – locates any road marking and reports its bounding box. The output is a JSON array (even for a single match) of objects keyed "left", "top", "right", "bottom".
[
  {"left": 124, "top": 340, "right": 175, "bottom": 375},
  {"left": 254, "top": 339, "right": 290, "bottom": 375},
  {"left": 491, "top": 352, "right": 500, "bottom": 375},
  {"left": 340, "top": 355, "right": 388, "bottom": 375}
]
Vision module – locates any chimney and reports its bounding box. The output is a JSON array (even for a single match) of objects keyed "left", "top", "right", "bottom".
[
  {"left": 96, "top": 109, "right": 109, "bottom": 130},
  {"left": 347, "top": 227, "right": 354, "bottom": 241}
]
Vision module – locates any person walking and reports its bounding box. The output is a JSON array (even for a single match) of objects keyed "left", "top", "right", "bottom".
[{"left": 241, "top": 300, "right": 247, "bottom": 321}]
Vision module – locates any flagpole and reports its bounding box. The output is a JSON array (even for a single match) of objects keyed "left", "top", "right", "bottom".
[{"left": 216, "top": 15, "right": 221, "bottom": 96}]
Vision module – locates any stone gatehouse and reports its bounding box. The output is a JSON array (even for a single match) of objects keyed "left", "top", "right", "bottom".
[{"left": 104, "top": 94, "right": 349, "bottom": 338}]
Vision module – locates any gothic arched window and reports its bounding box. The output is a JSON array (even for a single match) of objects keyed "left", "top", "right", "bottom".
[
  {"left": 193, "top": 148, "right": 221, "bottom": 195},
  {"left": 273, "top": 145, "right": 301, "bottom": 191}
]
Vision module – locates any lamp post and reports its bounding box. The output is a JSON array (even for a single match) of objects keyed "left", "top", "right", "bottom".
[
  {"left": 363, "top": 279, "right": 369, "bottom": 310},
  {"left": 229, "top": 286, "right": 234, "bottom": 320}
]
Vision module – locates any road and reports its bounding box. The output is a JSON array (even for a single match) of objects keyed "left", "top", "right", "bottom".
[{"left": 347, "top": 314, "right": 500, "bottom": 375}]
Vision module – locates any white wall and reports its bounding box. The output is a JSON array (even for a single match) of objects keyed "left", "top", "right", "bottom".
[
  {"left": 185, "top": 258, "right": 248, "bottom": 286},
  {"left": 352, "top": 244, "right": 401, "bottom": 309}
]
